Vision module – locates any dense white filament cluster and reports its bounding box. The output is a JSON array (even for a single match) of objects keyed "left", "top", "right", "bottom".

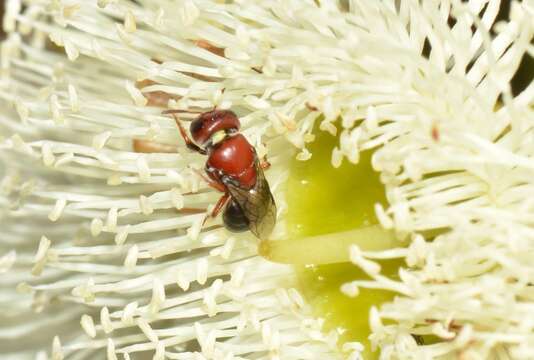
[{"left": 0, "top": 0, "right": 532, "bottom": 359}]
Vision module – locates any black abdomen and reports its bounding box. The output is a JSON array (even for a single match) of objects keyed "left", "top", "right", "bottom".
[{"left": 223, "top": 199, "right": 249, "bottom": 232}]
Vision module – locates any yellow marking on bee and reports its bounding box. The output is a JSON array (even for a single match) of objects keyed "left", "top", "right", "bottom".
[{"left": 211, "top": 130, "right": 226, "bottom": 145}]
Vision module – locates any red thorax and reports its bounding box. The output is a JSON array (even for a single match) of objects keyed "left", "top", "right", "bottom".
[{"left": 206, "top": 134, "right": 257, "bottom": 189}]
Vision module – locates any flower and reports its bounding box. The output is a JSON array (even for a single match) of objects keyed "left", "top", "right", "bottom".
[{"left": 0, "top": 0, "right": 533, "bottom": 359}]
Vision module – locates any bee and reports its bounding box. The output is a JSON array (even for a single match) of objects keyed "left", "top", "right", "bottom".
[{"left": 135, "top": 109, "right": 276, "bottom": 239}]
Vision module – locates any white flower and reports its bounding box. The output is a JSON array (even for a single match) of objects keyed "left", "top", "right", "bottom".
[{"left": 0, "top": 0, "right": 533, "bottom": 359}]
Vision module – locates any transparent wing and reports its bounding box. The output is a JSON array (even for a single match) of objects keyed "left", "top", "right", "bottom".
[{"left": 223, "top": 161, "right": 276, "bottom": 240}]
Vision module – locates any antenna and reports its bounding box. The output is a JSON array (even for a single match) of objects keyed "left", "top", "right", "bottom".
[{"left": 162, "top": 109, "right": 203, "bottom": 115}]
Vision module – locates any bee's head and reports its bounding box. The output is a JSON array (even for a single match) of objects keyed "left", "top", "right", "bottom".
[{"left": 190, "top": 110, "right": 240, "bottom": 146}]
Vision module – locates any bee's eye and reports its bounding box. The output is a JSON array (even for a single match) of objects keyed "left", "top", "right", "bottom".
[{"left": 190, "top": 118, "right": 205, "bottom": 143}]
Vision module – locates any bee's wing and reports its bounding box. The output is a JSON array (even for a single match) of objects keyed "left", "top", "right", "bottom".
[{"left": 223, "top": 161, "right": 276, "bottom": 240}]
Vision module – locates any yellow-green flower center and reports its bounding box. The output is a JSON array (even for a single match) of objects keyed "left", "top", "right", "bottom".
[{"left": 286, "top": 129, "right": 401, "bottom": 357}]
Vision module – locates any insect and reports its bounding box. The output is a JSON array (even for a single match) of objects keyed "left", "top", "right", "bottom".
[{"left": 137, "top": 109, "right": 276, "bottom": 239}]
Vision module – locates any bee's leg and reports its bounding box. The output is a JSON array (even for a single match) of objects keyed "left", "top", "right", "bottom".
[
  {"left": 259, "top": 143, "right": 271, "bottom": 170},
  {"left": 193, "top": 169, "right": 227, "bottom": 192},
  {"left": 210, "top": 193, "right": 231, "bottom": 218},
  {"left": 259, "top": 157, "right": 271, "bottom": 170},
  {"left": 203, "top": 192, "right": 230, "bottom": 226},
  {"left": 169, "top": 113, "right": 207, "bottom": 155},
  {"left": 133, "top": 139, "right": 178, "bottom": 153}
]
